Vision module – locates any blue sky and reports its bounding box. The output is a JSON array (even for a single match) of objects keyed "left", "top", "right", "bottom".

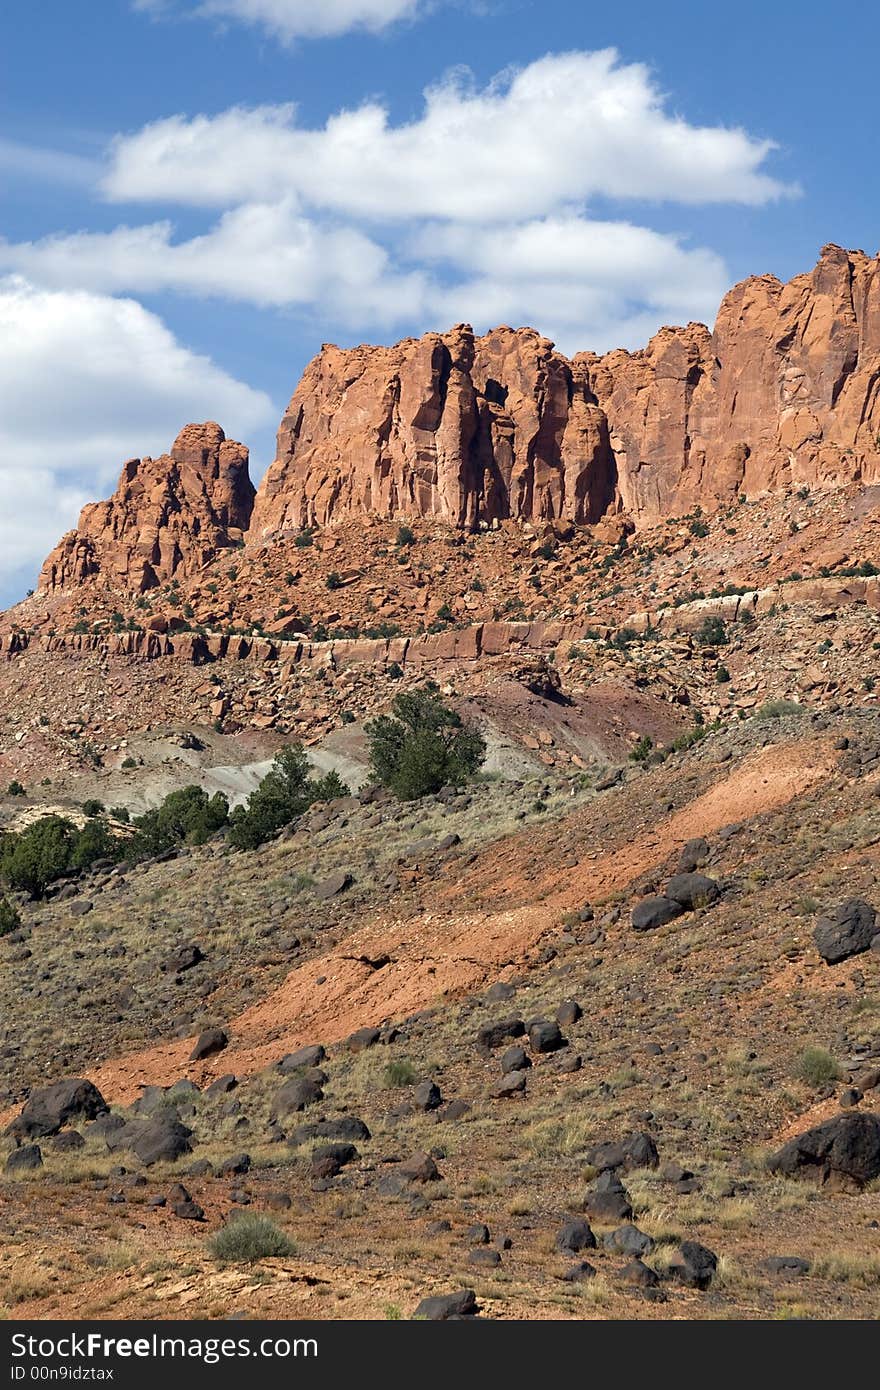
[{"left": 1, "top": 0, "right": 877, "bottom": 605}]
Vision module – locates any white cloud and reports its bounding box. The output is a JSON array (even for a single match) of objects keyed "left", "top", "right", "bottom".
[
  {"left": 104, "top": 51, "right": 796, "bottom": 216},
  {"left": 0, "top": 277, "right": 274, "bottom": 591},
  {"left": 0, "top": 201, "right": 428, "bottom": 324},
  {"left": 0, "top": 207, "right": 730, "bottom": 354},
  {"left": 134, "top": 0, "right": 427, "bottom": 42},
  {"left": 415, "top": 216, "right": 730, "bottom": 353}
]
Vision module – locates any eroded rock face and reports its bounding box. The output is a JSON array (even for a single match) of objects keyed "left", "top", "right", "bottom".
[
  {"left": 252, "top": 245, "right": 880, "bottom": 537},
  {"left": 250, "top": 324, "right": 615, "bottom": 536},
  {"left": 39, "top": 423, "right": 254, "bottom": 594},
  {"left": 578, "top": 244, "right": 880, "bottom": 522}
]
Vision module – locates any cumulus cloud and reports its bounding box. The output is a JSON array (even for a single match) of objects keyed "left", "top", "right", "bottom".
[
  {"left": 415, "top": 216, "right": 730, "bottom": 353},
  {"left": 0, "top": 277, "right": 274, "bottom": 594},
  {"left": 104, "top": 52, "right": 796, "bottom": 215},
  {"left": 0, "top": 209, "right": 728, "bottom": 353},
  {"left": 0, "top": 201, "right": 428, "bottom": 324},
  {"left": 134, "top": 0, "right": 428, "bottom": 42}
]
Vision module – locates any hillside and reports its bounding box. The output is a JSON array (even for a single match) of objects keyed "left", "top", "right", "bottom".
[{"left": 0, "top": 245, "right": 879, "bottom": 1322}]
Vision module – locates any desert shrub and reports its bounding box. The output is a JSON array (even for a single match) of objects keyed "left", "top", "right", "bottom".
[
  {"left": 756, "top": 699, "right": 804, "bottom": 721},
  {"left": 82, "top": 799, "right": 104, "bottom": 818},
  {"left": 716, "top": 665, "right": 731, "bottom": 683},
  {"left": 109, "top": 806, "right": 130, "bottom": 823},
  {"left": 396, "top": 524, "right": 415, "bottom": 548},
  {"left": 0, "top": 896, "right": 21, "bottom": 935},
  {"left": 228, "top": 746, "right": 349, "bottom": 850},
  {"left": 365, "top": 684, "right": 486, "bottom": 800},
  {"left": 696, "top": 615, "right": 728, "bottom": 646},
  {"left": 383, "top": 1059, "right": 417, "bottom": 1088},
  {"left": 6, "top": 781, "right": 25, "bottom": 797},
  {"left": 795, "top": 1047, "right": 840, "bottom": 1087},
  {"left": 207, "top": 1213, "right": 294, "bottom": 1263},
  {"left": 629, "top": 735, "right": 653, "bottom": 763},
  {"left": 126, "top": 785, "right": 229, "bottom": 859},
  {"left": 121, "top": 757, "right": 137, "bottom": 770},
  {"left": 326, "top": 571, "right": 343, "bottom": 590}
]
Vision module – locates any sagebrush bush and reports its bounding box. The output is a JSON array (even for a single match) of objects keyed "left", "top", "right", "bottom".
[
  {"left": 207, "top": 1214, "right": 294, "bottom": 1263},
  {"left": 795, "top": 1046, "right": 841, "bottom": 1087},
  {"left": 756, "top": 699, "right": 804, "bottom": 721}
]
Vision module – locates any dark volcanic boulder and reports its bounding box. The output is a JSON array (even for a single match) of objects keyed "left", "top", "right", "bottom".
[
  {"left": 665, "top": 872, "right": 720, "bottom": 909},
  {"left": 189, "top": 1027, "right": 228, "bottom": 1061},
  {"left": 5, "top": 1143, "right": 43, "bottom": 1173},
  {"left": 273, "top": 1076, "right": 323, "bottom": 1115},
  {"left": 813, "top": 899, "right": 878, "bottom": 964},
  {"left": 676, "top": 836, "right": 709, "bottom": 872},
  {"left": 586, "top": 1131, "right": 659, "bottom": 1173},
  {"left": 668, "top": 1240, "right": 718, "bottom": 1290},
  {"left": 132, "top": 1115, "right": 193, "bottom": 1166},
  {"left": 477, "top": 1018, "right": 526, "bottom": 1051},
  {"left": 413, "top": 1080, "right": 442, "bottom": 1111},
  {"left": 555, "top": 1219, "right": 596, "bottom": 1254},
  {"left": 489, "top": 1071, "right": 527, "bottom": 1099},
  {"left": 414, "top": 1289, "right": 478, "bottom": 1320},
  {"left": 7, "top": 1078, "right": 108, "bottom": 1140},
  {"left": 289, "top": 1116, "right": 371, "bottom": 1145},
  {"left": 278, "top": 1045, "right": 326, "bottom": 1072},
  {"left": 768, "top": 1111, "right": 880, "bottom": 1188},
  {"left": 631, "top": 896, "right": 683, "bottom": 932},
  {"left": 528, "top": 1019, "right": 565, "bottom": 1054}
]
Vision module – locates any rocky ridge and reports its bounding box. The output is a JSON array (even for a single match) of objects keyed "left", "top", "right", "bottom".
[{"left": 33, "top": 245, "right": 880, "bottom": 600}]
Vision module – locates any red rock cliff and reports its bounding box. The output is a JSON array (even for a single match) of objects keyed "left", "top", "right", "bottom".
[
  {"left": 251, "top": 244, "right": 880, "bottom": 537},
  {"left": 249, "top": 324, "right": 614, "bottom": 536},
  {"left": 39, "top": 423, "right": 254, "bottom": 594}
]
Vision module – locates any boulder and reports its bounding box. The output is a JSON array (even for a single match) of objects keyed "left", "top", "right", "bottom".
[
  {"left": 273, "top": 1077, "right": 323, "bottom": 1115},
  {"left": 477, "top": 1018, "right": 525, "bottom": 1052},
  {"left": 131, "top": 1115, "right": 193, "bottom": 1166},
  {"left": 189, "top": 1027, "right": 228, "bottom": 1061},
  {"left": 665, "top": 873, "right": 720, "bottom": 909},
  {"left": 489, "top": 1071, "right": 527, "bottom": 1099},
  {"left": 528, "top": 1020, "right": 565, "bottom": 1054},
  {"left": 278, "top": 1045, "right": 326, "bottom": 1072},
  {"left": 7, "top": 1078, "right": 108, "bottom": 1139},
  {"left": 5, "top": 1143, "right": 43, "bottom": 1173},
  {"left": 555, "top": 1219, "right": 596, "bottom": 1254},
  {"left": 668, "top": 1240, "right": 718, "bottom": 1290},
  {"left": 768, "top": 1111, "right": 880, "bottom": 1188},
  {"left": 814, "top": 899, "right": 878, "bottom": 964},
  {"left": 413, "top": 1289, "right": 479, "bottom": 1320},
  {"left": 631, "top": 896, "right": 684, "bottom": 932}
]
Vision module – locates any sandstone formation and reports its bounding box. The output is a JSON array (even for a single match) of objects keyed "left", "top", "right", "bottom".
[
  {"left": 39, "top": 423, "right": 254, "bottom": 594},
  {"left": 579, "top": 244, "right": 880, "bottom": 521},
  {"left": 250, "top": 324, "right": 614, "bottom": 536},
  {"left": 251, "top": 244, "right": 880, "bottom": 537},
  {"left": 36, "top": 247, "right": 880, "bottom": 595}
]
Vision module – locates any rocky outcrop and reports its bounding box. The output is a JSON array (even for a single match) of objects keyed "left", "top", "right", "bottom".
[
  {"left": 33, "top": 247, "right": 880, "bottom": 595},
  {"left": 39, "top": 423, "right": 254, "bottom": 594},
  {"left": 252, "top": 245, "right": 880, "bottom": 538},
  {"left": 250, "top": 324, "right": 615, "bottom": 536},
  {"left": 579, "top": 244, "right": 880, "bottom": 522}
]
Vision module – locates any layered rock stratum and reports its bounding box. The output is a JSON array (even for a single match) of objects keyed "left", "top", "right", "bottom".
[{"left": 36, "top": 245, "right": 880, "bottom": 594}]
